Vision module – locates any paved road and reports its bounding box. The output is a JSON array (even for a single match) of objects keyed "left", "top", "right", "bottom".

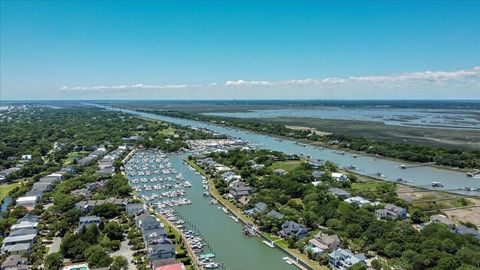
[
  {"left": 48, "top": 237, "right": 61, "bottom": 254},
  {"left": 111, "top": 239, "right": 135, "bottom": 269}
]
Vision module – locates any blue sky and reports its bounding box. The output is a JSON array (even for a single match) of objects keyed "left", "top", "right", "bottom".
[{"left": 1, "top": 1, "right": 479, "bottom": 100}]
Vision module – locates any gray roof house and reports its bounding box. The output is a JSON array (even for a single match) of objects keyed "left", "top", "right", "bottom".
[
  {"left": 229, "top": 183, "right": 253, "bottom": 199},
  {"left": 75, "top": 216, "right": 101, "bottom": 233},
  {"left": 273, "top": 168, "right": 287, "bottom": 176},
  {"left": 453, "top": 225, "right": 480, "bottom": 240},
  {"left": 375, "top": 204, "right": 407, "bottom": 220},
  {"left": 267, "top": 210, "right": 285, "bottom": 220},
  {"left": 328, "top": 248, "right": 366, "bottom": 270},
  {"left": 279, "top": 221, "right": 309, "bottom": 240},
  {"left": 1, "top": 234, "right": 36, "bottom": 255},
  {"left": 328, "top": 188, "right": 352, "bottom": 199},
  {"left": 1, "top": 255, "right": 28, "bottom": 270},
  {"left": 148, "top": 239, "right": 175, "bottom": 261},
  {"left": 126, "top": 203, "right": 145, "bottom": 216}
]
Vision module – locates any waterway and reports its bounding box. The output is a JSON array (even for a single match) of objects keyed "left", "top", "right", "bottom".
[
  {"left": 126, "top": 151, "right": 297, "bottom": 270},
  {"left": 100, "top": 105, "right": 480, "bottom": 196}
]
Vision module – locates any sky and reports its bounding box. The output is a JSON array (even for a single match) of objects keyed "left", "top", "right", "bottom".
[{"left": 1, "top": 1, "right": 479, "bottom": 100}]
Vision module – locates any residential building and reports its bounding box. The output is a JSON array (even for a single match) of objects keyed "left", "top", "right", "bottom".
[
  {"left": 267, "top": 210, "right": 285, "bottom": 220},
  {"left": 228, "top": 182, "right": 253, "bottom": 199},
  {"left": 305, "top": 232, "right": 340, "bottom": 258},
  {"left": 328, "top": 248, "right": 366, "bottom": 270},
  {"left": 279, "top": 221, "right": 309, "bottom": 240},
  {"left": 375, "top": 204, "right": 407, "bottom": 220},
  {"left": 126, "top": 203, "right": 145, "bottom": 216},
  {"left": 329, "top": 188, "right": 352, "bottom": 199},
  {"left": 273, "top": 168, "right": 287, "bottom": 176},
  {"left": 331, "top": 173, "right": 349, "bottom": 182},
  {"left": 75, "top": 216, "right": 101, "bottom": 233},
  {"left": 1, "top": 255, "right": 28, "bottom": 270}
]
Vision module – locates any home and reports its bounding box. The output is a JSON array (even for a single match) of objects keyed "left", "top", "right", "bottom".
[
  {"left": 1, "top": 234, "right": 36, "bottom": 255},
  {"left": 155, "top": 261, "right": 186, "bottom": 270},
  {"left": 328, "top": 188, "right": 352, "bottom": 199},
  {"left": 75, "top": 216, "right": 101, "bottom": 233},
  {"left": 328, "top": 248, "right": 366, "bottom": 270},
  {"left": 1, "top": 255, "right": 28, "bottom": 270},
  {"left": 453, "top": 225, "right": 480, "bottom": 240},
  {"left": 221, "top": 172, "right": 242, "bottom": 183},
  {"left": 430, "top": 214, "right": 455, "bottom": 227},
  {"left": 375, "top": 204, "right": 408, "bottom": 220},
  {"left": 148, "top": 239, "right": 175, "bottom": 260},
  {"left": 273, "top": 168, "right": 287, "bottom": 176},
  {"left": 344, "top": 196, "right": 372, "bottom": 207},
  {"left": 237, "top": 196, "right": 251, "bottom": 206},
  {"left": 331, "top": 172, "right": 349, "bottom": 182},
  {"left": 126, "top": 203, "right": 145, "bottom": 216},
  {"left": 10, "top": 215, "right": 39, "bottom": 231},
  {"left": 20, "top": 155, "right": 32, "bottom": 161},
  {"left": 305, "top": 232, "right": 340, "bottom": 258},
  {"left": 279, "top": 221, "right": 309, "bottom": 240},
  {"left": 267, "top": 210, "right": 285, "bottom": 220},
  {"left": 15, "top": 196, "right": 37, "bottom": 210},
  {"left": 312, "top": 170, "right": 325, "bottom": 178},
  {"left": 245, "top": 202, "right": 267, "bottom": 215},
  {"left": 228, "top": 182, "right": 253, "bottom": 200}
]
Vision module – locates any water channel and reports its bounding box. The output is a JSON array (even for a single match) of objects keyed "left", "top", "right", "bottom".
[
  {"left": 126, "top": 151, "right": 297, "bottom": 270},
  {"left": 101, "top": 105, "right": 480, "bottom": 195}
]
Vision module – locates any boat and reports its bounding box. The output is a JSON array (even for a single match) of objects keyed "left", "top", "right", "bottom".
[
  {"left": 222, "top": 207, "right": 228, "bottom": 214},
  {"left": 230, "top": 215, "right": 239, "bottom": 223},
  {"left": 262, "top": 240, "right": 275, "bottom": 248},
  {"left": 432, "top": 181, "right": 444, "bottom": 187}
]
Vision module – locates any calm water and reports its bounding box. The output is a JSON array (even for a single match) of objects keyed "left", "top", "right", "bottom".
[
  {"left": 205, "top": 108, "right": 480, "bottom": 130},
  {"left": 126, "top": 152, "right": 296, "bottom": 270},
  {"left": 101, "top": 105, "right": 480, "bottom": 196}
]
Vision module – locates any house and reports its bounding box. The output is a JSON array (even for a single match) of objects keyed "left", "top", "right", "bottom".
[
  {"left": 75, "top": 216, "right": 101, "bottom": 233},
  {"left": 305, "top": 232, "right": 340, "bottom": 258},
  {"left": 453, "top": 225, "right": 480, "bottom": 240},
  {"left": 148, "top": 239, "right": 175, "bottom": 260},
  {"left": 344, "top": 197, "right": 372, "bottom": 207},
  {"left": 267, "top": 210, "right": 285, "bottom": 220},
  {"left": 1, "top": 255, "right": 28, "bottom": 270},
  {"left": 331, "top": 173, "right": 349, "bottom": 182},
  {"left": 221, "top": 172, "right": 242, "bottom": 183},
  {"left": 228, "top": 182, "right": 253, "bottom": 199},
  {"left": 10, "top": 215, "right": 39, "bottom": 231},
  {"left": 312, "top": 170, "right": 325, "bottom": 178},
  {"left": 273, "top": 168, "right": 287, "bottom": 176},
  {"left": 126, "top": 203, "right": 145, "bottom": 216},
  {"left": 20, "top": 155, "right": 32, "bottom": 161},
  {"left": 375, "top": 204, "right": 407, "bottom": 220},
  {"left": 1, "top": 234, "right": 36, "bottom": 255},
  {"left": 430, "top": 214, "right": 455, "bottom": 227},
  {"left": 238, "top": 196, "right": 251, "bottom": 206},
  {"left": 15, "top": 196, "right": 37, "bottom": 210},
  {"left": 328, "top": 248, "right": 366, "bottom": 270},
  {"left": 155, "top": 262, "right": 186, "bottom": 270},
  {"left": 279, "top": 221, "right": 309, "bottom": 240},
  {"left": 245, "top": 202, "right": 267, "bottom": 216},
  {"left": 329, "top": 188, "right": 351, "bottom": 199}
]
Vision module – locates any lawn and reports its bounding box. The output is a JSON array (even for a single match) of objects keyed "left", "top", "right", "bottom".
[
  {"left": 62, "top": 151, "right": 88, "bottom": 165},
  {"left": 0, "top": 182, "right": 21, "bottom": 201},
  {"left": 269, "top": 160, "right": 304, "bottom": 172},
  {"left": 158, "top": 127, "right": 176, "bottom": 136},
  {"left": 350, "top": 181, "right": 384, "bottom": 192}
]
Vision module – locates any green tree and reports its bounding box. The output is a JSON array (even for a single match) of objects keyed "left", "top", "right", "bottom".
[
  {"left": 103, "top": 221, "right": 124, "bottom": 240},
  {"left": 45, "top": 252, "right": 63, "bottom": 270},
  {"left": 85, "top": 245, "right": 113, "bottom": 268},
  {"left": 111, "top": 256, "right": 129, "bottom": 270}
]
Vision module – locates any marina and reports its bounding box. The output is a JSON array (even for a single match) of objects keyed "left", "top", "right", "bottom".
[{"left": 125, "top": 150, "right": 297, "bottom": 270}]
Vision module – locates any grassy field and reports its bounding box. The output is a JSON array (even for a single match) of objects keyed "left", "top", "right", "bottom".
[
  {"left": 62, "top": 151, "right": 88, "bottom": 165},
  {"left": 255, "top": 117, "right": 480, "bottom": 151},
  {"left": 0, "top": 182, "right": 21, "bottom": 201},
  {"left": 270, "top": 160, "right": 304, "bottom": 172},
  {"left": 158, "top": 127, "right": 176, "bottom": 136}
]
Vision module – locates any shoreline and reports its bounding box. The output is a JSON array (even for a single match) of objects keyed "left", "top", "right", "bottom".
[{"left": 185, "top": 158, "right": 327, "bottom": 270}]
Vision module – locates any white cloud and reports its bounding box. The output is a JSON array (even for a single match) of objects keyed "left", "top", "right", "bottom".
[{"left": 60, "top": 66, "right": 480, "bottom": 92}]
